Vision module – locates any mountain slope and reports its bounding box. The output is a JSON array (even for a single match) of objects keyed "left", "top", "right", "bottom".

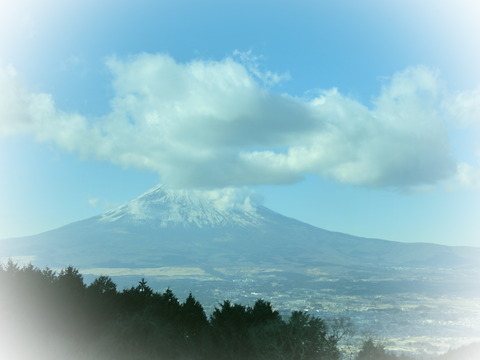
[{"left": 1, "top": 185, "right": 479, "bottom": 275}]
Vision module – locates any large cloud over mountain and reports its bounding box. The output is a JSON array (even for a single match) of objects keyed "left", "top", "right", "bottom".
[{"left": 1, "top": 53, "right": 473, "bottom": 189}]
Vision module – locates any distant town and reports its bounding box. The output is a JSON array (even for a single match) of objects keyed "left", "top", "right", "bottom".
[{"left": 99, "top": 265, "right": 480, "bottom": 358}]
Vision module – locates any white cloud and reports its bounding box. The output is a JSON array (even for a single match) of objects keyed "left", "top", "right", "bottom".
[
  {"left": 232, "top": 50, "right": 291, "bottom": 87},
  {"left": 0, "top": 65, "right": 92, "bottom": 148},
  {"left": 444, "top": 87, "right": 480, "bottom": 127},
  {"left": 454, "top": 163, "right": 480, "bottom": 189},
  {"left": 0, "top": 54, "right": 474, "bottom": 190},
  {"left": 238, "top": 67, "right": 455, "bottom": 188},
  {"left": 87, "top": 198, "right": 100, "bottom": 208},
  {"left": 202, "top": 187, "right": 259, "bottom": 213},
  {"left": 0, "top": 65, "right": 33, "bottom": 136}
]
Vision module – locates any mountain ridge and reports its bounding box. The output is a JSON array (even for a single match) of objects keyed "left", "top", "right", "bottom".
[
  {"left": 3, "top": 185, "right": 478, "bottom": 359},
  {"left": 1, "top": 185, "right": 479, "bottom": 273}
]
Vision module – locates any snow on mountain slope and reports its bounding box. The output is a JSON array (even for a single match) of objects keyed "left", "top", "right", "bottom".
[
  {"left": 99, "top": 185, "right": 263, "bottom": 228},
  {"left": 1, "top": 184, "right": 479, "bottom": 272}
]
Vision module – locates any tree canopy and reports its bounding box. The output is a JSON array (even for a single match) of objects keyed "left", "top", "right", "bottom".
[
  {"left": 0, "top": 261, "right": 340, "bottom": 360},
  {"left": 0, "top": 261, "right": 461, "bottom": 360}
]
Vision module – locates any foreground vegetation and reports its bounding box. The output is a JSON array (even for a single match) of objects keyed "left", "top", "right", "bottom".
[{"left": 0, "top": 262, "right": 476, "bottom": 359}]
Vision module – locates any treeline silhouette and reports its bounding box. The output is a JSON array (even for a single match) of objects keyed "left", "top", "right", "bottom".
[
  {"left": 1, "top": 261, "right": 340, "bottom": 360},
  {"left": 1, "top": 261, "right": 473, "bottom": 360}
]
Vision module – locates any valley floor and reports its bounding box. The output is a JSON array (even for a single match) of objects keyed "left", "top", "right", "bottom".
[{"left": 84, "top": 266, "right": 480, "bottom": 358}]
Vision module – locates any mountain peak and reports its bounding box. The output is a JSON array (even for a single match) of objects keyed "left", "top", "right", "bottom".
[{"left": 99, "top": 185, "right": 263, "bottom": 228}]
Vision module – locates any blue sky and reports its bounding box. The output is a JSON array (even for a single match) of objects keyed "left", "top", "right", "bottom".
[{"left": 1, "top": 0, "right": 479, "bottom": 246}]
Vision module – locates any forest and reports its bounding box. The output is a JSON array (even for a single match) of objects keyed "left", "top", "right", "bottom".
[{"left": 0, "top": 261, "right": 476, "bottom": 360}]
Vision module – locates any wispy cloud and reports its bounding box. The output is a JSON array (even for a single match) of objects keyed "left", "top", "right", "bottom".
[
  {"left": 1, "top": 53, "right": 477, "bottom": 190},
  {"left": 444, "top": 87, "right": 480, "bottom": 127}
]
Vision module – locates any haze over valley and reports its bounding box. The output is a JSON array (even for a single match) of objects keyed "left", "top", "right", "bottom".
[{"left": 2, "top": 185, "right": 479, "bottom": 357}]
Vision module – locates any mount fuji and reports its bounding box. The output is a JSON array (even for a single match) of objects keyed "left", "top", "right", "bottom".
[
  {"left": 3, "top": 185, "right": 480, "bottom": 358},
  {"left": 1, "top": 185, "right": 479, "bottom": 279}
]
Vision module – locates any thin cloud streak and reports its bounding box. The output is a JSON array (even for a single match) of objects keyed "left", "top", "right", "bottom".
[{"left": 0, "top": 53, "right": 476, "bottom": 190}]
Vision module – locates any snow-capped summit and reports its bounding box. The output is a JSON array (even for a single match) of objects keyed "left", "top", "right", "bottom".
[
  {"left": 1, "top": 184, "right": 479, "bottom": 273},
  {"left": 100, "top": 185, "right": 263, "bottom": 228}
]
